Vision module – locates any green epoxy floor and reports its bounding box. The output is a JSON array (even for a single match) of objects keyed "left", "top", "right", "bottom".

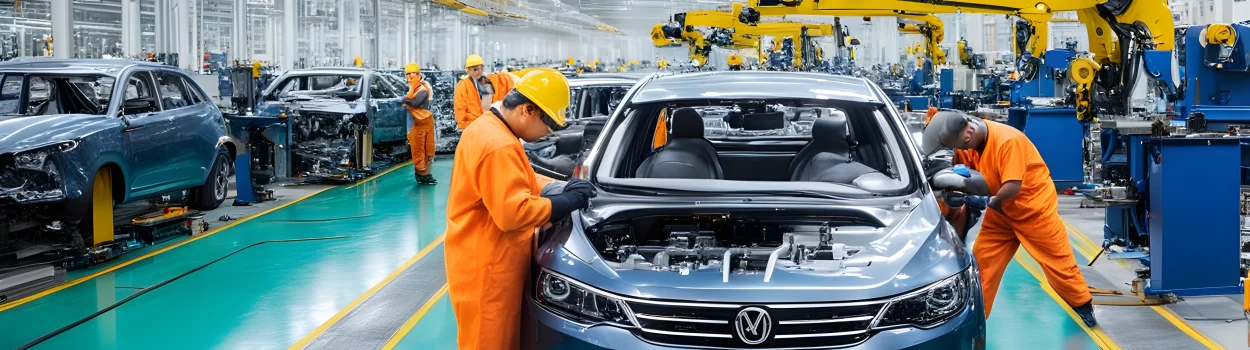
[
  {"left": 0, "top": 160, "right": 451, "bottom": 349},
  {"left": 0, "top": 157, "right": 1103, "bottom": 349}
]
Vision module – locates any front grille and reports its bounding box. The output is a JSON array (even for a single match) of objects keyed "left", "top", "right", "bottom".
[{"left": 624, "top": 298, "right": 886, "bottom": 349}]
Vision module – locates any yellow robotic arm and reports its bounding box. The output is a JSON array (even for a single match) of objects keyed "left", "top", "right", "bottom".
[
  {"left": 896, "top": 14, "right": 946, "bottom": 64},
  {"left": 743, "top": 0, "right": 1175, "bottom": 120}
]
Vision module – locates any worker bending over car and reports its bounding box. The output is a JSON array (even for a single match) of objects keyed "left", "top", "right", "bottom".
[
  {"left": 444, "top": 68, "right": 596, "bottom": 350},
  {"left": 454, "top": 54, "right": 516, "bottom": 129},
  {"left": 922, "top": 111, "right": 1097, "bottom": 327}
]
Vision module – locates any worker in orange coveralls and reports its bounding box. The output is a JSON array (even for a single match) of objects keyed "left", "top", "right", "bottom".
[
  {"left": 444, "top": 68, "right": 596, "bottom": 350},
  {"left": 922, "top": 111, "right": 1097, "bottom": 327},
  {"left": 403, "top": 63, "right": 437, "bottom": 185},
  {"left": 453, "top": 54, "right": 516, "bottom": 129}
]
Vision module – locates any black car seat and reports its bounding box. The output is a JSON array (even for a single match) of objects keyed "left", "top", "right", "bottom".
[
  {"left": 635, "top": 107, "right": 724, "bottom": 179},
  {"left": 789, "top": 117, "right": 877, "bottom": 183}
]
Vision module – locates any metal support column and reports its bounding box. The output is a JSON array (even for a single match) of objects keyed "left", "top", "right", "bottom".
[
  {"left": 176, "top": 0, "right": 192, "bottom": 69},
  {"left": 374, "top": 0, "right": 382, "bottom": 67},
  {"left": 403, "top": 2, "right": 412, "bottom": 64},
  {"left": 122, "top": 0, "right": 141, "bottom": 56},
  {"left": 232, "top": 0, "right": 249, "bottom": 63},
  {"left": 51, "top": 0, "right": 72, "bottom": 58},
  {"left": 283, "top": 0, "right": 297, "bottom": 70}
]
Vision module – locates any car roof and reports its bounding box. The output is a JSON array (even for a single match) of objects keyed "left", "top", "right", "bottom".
[
  {"left": 0, "top": 58, "right": 172, "bottom": 77},
  {"left": 572, "top": 72, "right": 648, "bottom": 80},
  {"left": 569, "top": 77, "right": 638, "bottom": 87},
  {"left": 284, "top": 67, "right": 372, "bottom": 76},
  {"left": 630, "top": 71, "right": 881, "bottom": 104}
]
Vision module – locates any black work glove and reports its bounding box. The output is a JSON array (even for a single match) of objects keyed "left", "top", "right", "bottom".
[
  {"left": 943, "top": 191, "right": 968, "bottom": 208},
  {"left": 544, "top": 179, "right": 596, "bottom": 223}
]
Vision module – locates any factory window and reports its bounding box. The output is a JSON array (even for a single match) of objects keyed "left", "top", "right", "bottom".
[{"left": 155, "top": 72, "right": 193, "bottom": 110}]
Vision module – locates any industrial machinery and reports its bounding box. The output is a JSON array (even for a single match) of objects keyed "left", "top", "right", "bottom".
[
  {"left": 1083, "top": 22, "right": 1250, "bottom": 299},
  {"left": 650, "top": 9, "right": 835, "bottom": 70}
]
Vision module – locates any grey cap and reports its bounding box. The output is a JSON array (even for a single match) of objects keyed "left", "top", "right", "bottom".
[{"left": 921, "top": 111, "right": 971, "bottom": 157}]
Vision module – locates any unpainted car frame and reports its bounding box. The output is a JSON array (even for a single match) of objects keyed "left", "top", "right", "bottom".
[{"left": 251, "top": 67, "right": 412, "bottom": 182}]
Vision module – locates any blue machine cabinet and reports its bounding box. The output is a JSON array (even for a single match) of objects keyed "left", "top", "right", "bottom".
[
  {"left": 1146, "top": 137, "right": 1242, "bottom": 296},
  {"left": 1006, "top": 107, "right": 1086, "bottom": 189}
]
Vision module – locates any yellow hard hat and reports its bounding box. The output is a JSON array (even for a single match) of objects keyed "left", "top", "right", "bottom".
[
  {"left": 568, "top": 57, "right": 575, "bottom": 66},
  {"left": 466, "top": 54, "right": 484, "bottom": 68},
  {"left": 404, "top": 62, "right": 420, "bottom": 74},
  {"left": 354, "top": 56, "right": 362, "bottom": 67},
  {"left": 514, "top": 68, "right": 571, "bottom": 130},
  {"left": 727, "top": 53, "right": 743, "bottom": 66}
]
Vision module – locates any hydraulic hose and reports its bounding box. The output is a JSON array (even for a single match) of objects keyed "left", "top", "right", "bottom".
[{"left": 15, "top": 236, "right": 349, "bottom": 350}]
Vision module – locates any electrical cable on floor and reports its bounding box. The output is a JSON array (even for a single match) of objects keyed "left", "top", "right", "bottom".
[
  {"left": 266, "top": 214, "right": 372, "bottom": 223},
  {"left": 15, "top": 235, "right": 349, "bottom": 350}
]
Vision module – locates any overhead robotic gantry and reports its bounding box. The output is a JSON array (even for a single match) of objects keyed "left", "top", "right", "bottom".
[
  {"left": 742, "top": 0, "right": 1177, "bottom": 122},
  {"left": 651, "top": 9, "right": 835, "bottom": 70}
]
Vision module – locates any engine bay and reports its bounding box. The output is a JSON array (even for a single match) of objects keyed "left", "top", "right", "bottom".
[{"left": 587, "top": 214, "right": 876, "bottom": 277}]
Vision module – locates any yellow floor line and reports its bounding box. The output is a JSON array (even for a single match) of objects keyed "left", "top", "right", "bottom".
[
  {"left": 1061, "top": 219, "right": 1132, "bottom": 270},
  {"left": 382, "top": 284, "right": 451, "bottom": 350},
  {"left": 346, "top": 160, "right": 414, "bottom": 189},
  {"left": 1012, "top": 252, "right": 1121, "bottom": 350},
  {"left": 0, "top": 185, "right": 337, "bottom": 313},
  {"left": 1150, "top": 306, "right": 1226, "bottom": 350},
  {"left": 289, "top": 234, "right": 446, "bottom": 349}
]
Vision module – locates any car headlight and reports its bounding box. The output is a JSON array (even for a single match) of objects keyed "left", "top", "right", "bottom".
[
  {"left": 873, "top": 268, "right": 971, "bottom": 329},
  {"left": 13, "top": 141, "right": 76, "bottom": 170},
  {"left": 535, "top": 269, "right": 633, "bottom": 326}
]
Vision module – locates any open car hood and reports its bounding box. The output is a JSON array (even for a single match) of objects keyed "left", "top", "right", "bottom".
[{"left": 537, "top": 197, "right": 971, "bottom": 303}]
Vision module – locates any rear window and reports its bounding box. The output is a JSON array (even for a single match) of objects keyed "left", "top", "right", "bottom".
[{"left": 677, "top": 105, "right": 849, "bottom": 139}]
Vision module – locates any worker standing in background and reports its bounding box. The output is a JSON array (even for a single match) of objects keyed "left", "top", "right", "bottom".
[
  {"left": 454, "top": 54, "right": 516, "bottom": 129},
  {"left": 445, "top": 68, "right": 596, "bottom": 350},
  {"left": 727, "top": 53, "right": 744, "bottom": 71},
  {"left": 922, "top": 111, "right": 1096, "bottom": 327},
  {"left": 403, "top": 63, "right": 437, "bottom": 185}
]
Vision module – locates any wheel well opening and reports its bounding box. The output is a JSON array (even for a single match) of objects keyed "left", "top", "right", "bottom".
[{"left": 100, "top": 163, "right": 124, "bottom": 203}]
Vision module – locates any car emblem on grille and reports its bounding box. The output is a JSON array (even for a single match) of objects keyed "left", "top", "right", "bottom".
[{"left": 735, "top": 307, "right": 772, "bottom": 345}]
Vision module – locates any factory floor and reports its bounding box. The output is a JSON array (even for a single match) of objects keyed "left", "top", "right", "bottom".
[{"left": 0, "top": 160, "right": 1236, "bottom": 349}]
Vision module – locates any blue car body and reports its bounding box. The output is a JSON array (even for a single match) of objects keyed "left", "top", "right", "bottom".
[
  {"left": 524, "top": 72, "right": 986, "bottom": 349},
  {"left": 0, "top": 59, "right": 235, "bottom": 246}
]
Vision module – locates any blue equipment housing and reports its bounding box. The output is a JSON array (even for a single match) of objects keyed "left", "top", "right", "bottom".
[
  {"left": 1173, "top": 23, "right": 1250, "bottom": 131},
  {"left": 1096, "top": 24, "right": 1250, "bottom": 297}
]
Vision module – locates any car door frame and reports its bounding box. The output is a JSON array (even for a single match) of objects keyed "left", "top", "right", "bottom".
[
  {"left": 154, "top": 69, "right": 219, "bottom": 187},
  {"left": 365, "top": 73, "right": 407, "bottom": 145},
  {"left": 114, "top": 68, "right": 179, "bottom": 199}
]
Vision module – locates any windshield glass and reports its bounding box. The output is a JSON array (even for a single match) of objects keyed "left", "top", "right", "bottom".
[
  {"left": 0, "top": 74, "right": 115, "bottom": 116},
  {"left": 597, "top": 98, "right": 915, "bottom": 196},
  {"left": 268, "top": 74, "right": 363, "bottom": 100}
]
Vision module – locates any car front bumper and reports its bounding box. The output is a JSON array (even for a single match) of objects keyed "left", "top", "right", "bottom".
[{"left": 522, "top": 296, "right": 986, "bottom": 350}]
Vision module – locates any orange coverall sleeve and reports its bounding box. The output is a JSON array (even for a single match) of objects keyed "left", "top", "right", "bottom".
[
  {"left": 454, "top": 80, "right": 476, "bottom": 129},
  {"left": 653, "top": 109, "right": 668, "bottom": 149},
  {"left": 995, "top": 138, "right": 1027, "bottom": 184},
  {"left": 476, "top": 148, "right": 553, "bottom": 232},
  {"left": 491, "top": 72, "right": 516, "bottom": 98}
]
